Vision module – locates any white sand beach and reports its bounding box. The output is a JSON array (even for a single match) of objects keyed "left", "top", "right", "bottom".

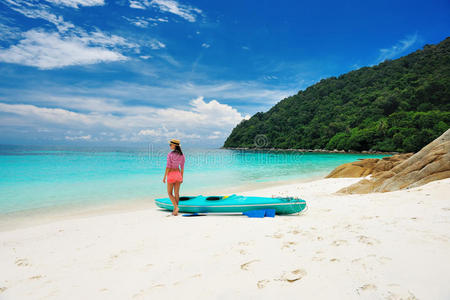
[{"left": 1, "top": 177, "right": 450, "bottom": 300}]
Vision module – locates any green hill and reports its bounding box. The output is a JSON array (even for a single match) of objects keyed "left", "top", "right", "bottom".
[{"left": 223, "top": 37, "right": 450, "bottom": 152}]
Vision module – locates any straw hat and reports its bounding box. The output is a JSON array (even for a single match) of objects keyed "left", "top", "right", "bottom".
[{"left": 169, "top": 139, "right": 180, "bottom": 145}]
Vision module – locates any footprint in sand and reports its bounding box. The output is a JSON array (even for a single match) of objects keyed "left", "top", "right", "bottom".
[
  {"left": 237, "top": 241, "right": 250, "bottom": 255},
  {"left": 280, "top": 269, "right": 307, "bottom": 282},
  {"left": 331, "top": 240, "right": 348, "bottom": 246},
  {"left": 240, "top": 259, "right": 260, "bottom": 271},
  {"left": 266, "top": 233, "right": 283, "bottom": 239},
  {"left": 385, "top": 289, "right": 418, "bottom": 300},
  {"left": 351, "top": 257, "right": 363, "bottom": 263},
  {"left": 281, "top": 241, "right": 297, "bottom": 249},
  {"left": 357, "top": 235, "right": 380, "bottom": 246},
  {"left": 379, "top": 256, "right": 392, "bottom": 264},
  {"left": 15, "top": 258, "right": 30, "bottom": 267},
  {"left": 352, "top": 255, "right": 392, "bottom": 271},
  {"left": 257, "top": 279, "right": 270, "bottom": 289},
  {"left": 360, "top": 284, "right": 377, "bottom": 290},
  {"left": 329, "top": 258, "right": 340, "bottom": 262},
  {"left": 356, "top": 284, "right": 377, "bottom": 294}
]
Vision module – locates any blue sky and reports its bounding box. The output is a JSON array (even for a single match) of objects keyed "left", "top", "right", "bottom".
[{"left": 0, "top": 0, "right": 449, "bottom": 148}]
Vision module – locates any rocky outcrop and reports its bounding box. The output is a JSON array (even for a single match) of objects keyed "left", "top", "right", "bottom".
[
  {"left": 326, "top": 153, "right": 413, "bottom": 178},
  {"left": 328, "top": 129, "right": 450, "bottom": 194}
]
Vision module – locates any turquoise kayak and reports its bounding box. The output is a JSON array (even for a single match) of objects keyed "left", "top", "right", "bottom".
[{"left": 154, "top": 194, "right": 307, "bottom": 215}]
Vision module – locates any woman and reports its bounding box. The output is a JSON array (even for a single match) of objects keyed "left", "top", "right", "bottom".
[{"left": 163, "top": 139, "right": 185, "bottom": 216}]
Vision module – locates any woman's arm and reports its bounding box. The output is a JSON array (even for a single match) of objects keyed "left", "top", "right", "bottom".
[
  {"left": 163, "top": 153, "right": 170, "bottom": 183},
  {"left": 163, "top": 167, "right": 169, "bottom": 183},
  {"left": 180, "top": 167, "right": 184, "bottom": 182},
  {"left": 180, "top": 155, "right": 185, "bottom": 182}
]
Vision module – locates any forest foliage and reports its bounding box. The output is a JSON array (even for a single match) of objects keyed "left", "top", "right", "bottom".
[{"left": 223, "top": 37, "right": 450, "bottom": 152}]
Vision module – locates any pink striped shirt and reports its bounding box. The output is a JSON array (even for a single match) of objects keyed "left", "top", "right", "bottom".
[{"left": 166, "top": 151, "right": 185, "bottom": 169}]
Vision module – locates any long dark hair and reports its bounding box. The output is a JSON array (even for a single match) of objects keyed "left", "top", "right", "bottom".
[{"left": 173, "top": 144, "right": 183, "bottom": 156}]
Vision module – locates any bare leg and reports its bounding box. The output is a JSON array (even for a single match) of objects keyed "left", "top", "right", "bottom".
[
  {"left": 166, "top": 182, "right": 177, "bottom": 215},
  {"left": 173, "top": 181, "right": 181, "bottom": 215},
  {"left": 174, "top": 181, "right": 181, "bottom": 206}
]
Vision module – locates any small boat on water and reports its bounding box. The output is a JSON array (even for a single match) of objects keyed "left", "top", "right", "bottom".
[{"left": 154, "top": 194, "right": 307, "bottom": 215}]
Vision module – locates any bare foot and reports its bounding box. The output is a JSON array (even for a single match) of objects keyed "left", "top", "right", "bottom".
[{"left": 172, "top": 206, "right": 179, "bottom": 216}]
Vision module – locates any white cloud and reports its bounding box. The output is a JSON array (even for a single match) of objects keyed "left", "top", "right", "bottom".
[
  {"left": 138, "top": 129, "right": 159, "bottom": 136},
  {"left": 201, "top": 43, "right": 210, "bottom": 48},
  {"left": 0, "top": 96, "right": 249, "bottom": 143},
  {"left": 149, "top": 40, "right": 166, "bottom": 49},
  {"left": 73, "top": 29, "right": 139, "bottom": 52},
  {"left": 207, "top": 131, "right": 222, "bottom": 139},
  {"left": 1, "top": 0, "right": 141, "bottom": 69},
  {"left": 0, "top": 102, "right": 97, "bottom": 125},
  {"left": 124, "top": 16, "right": 152, "bottom": 28},
  {"left": 65, "top": 134, "right": 92, "bottom": 140},
  {"left": 123, "top": 16, "right": 168, "bottom": 28},
  {"left": 129, "top": 0, "right": 202, "bottom": 22},
  {"left": 263, "top": 75, "right": 278, "bottom": 80},
  {"left": 151, "top": 0, "right": 202, "bottom": 22},
  {"left": 0, "top": 23, "right": 22, "bottom": 42},
  {"left": 377, "top": 34, "right": 419, "bottom": 63},
  {"left": 158, "top": 53, "right": 180, "bottom": 66},
  {"left": 0, "top": 30, "right": 127, "bottom": 69},
  {"left": 3, "top": 0, "right": 75, "bottom": 32},
  {"left": 350, "top": 63, "right": 361, "bottom": 70},
  {"left": 188, "top": 97, "right": 245, "bottom": 125},
  {"left": 177, "top": 81, "right": 294, "bottom": 105},
  {"left": 129, "top": 0, "right": 147, "bottom": 9},
  {"left": 138, "top": 127, "right": 200, "bottom": 139},
  {"left": 1, "top": 77, "right": 296, "bottom": 113},
  {"left": 45, "top": 0, "right": 104, "bottom": 8}
]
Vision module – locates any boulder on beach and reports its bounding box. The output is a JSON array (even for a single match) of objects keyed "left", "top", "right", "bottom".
[
  {"left": 325, "top": 153, "right": 413, "bottom": 178},
  {"left": 327, "top": 129, "right": 450, "bottom": 194}
]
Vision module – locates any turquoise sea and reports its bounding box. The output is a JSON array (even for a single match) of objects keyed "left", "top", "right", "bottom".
[{"left": 0, "top": 145, "right": 387, "bottom": 214}]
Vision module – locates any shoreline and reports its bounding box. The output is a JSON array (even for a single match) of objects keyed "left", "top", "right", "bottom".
[
  {"left": 0, "top": 174, "right": 325, "bottom": 232},
  {"left": 221, "top": 146, "right": 398, "bottom": 155}
]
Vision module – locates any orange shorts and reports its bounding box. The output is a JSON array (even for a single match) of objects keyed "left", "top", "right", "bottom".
[{"left": 167, "top": 170, "right": 183, "bottom": 183}]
